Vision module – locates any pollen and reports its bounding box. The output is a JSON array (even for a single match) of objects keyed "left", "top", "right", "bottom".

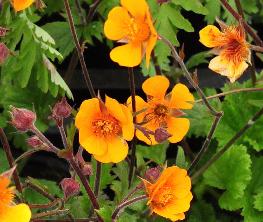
[
  {"left": 92, "top": 116, "right": 121, "bottom": 137},
  {"left": 152, "top": 185, "right": 174, "bottom": 208},
  {"left": 0, "top": 176, "right": 14, "bottom": 212},
  {"left": 127, "top": 18, "right": 150, "bottom": 43}
]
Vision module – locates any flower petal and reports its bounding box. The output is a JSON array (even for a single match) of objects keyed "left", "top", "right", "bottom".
[
  {"left": 105, "top": 96, "right": 126, "bottom": 123},
  {"left": 110, "top": 43, "right": 142, "bottom": 67},
  {"left": 104, "top": 6, "right": 131, "bottom": 41},
  {"left": 145, "top": 34, "right": 157, "bottom": 68},
  {"left": 75, "top": 98, "right": 100, "bottom": 129},
  {"left": 93, "top": 152, "right": 111, "bottom": 163},
  {"left": 209, "top": 55, "right": 248, "bottom": 82},
  {"left": 167, "top": 117, "right": 190, "bottom": 143},
  {"left": 0, "top": 204, "right": 31, "bottom": 222},
  {"left": 199, "top": 25, "right": 222, "bottom": 48},
  {"left": 127, "top": 95, "right": 149, "bottom": 123},
  {"left": 121, "top": 0, "right": 147, "bottom": 19},
  {"left": 80, "top": 134, "right": 107, "bottom": 156},
  {"left": 107, "top": 137, "right": 129, "bottom": 163},
  {"left": 142, "top": 75, "right": 169, "bottom": 99},
  {"left": 13, "top": 0, "right": 34, "bottom": 11},
  {"left": 169, "top": 83, "right": 194, "bottom": 110},
  {"left": 120, "top": 104, "right": 134, "bottom": 141}
]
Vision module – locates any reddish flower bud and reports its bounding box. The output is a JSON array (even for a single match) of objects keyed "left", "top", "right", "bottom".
[
  {"left": 81, "top": 163, "right": 93, "bottom": 176},
  {"left": 154, "top": 127, "right": 172, "bottom": 143},
  {"left": 60, "top": 178, "right": 80, "bottom": 199},
  {"left": 10, "top": 107, "right": 36, "bottom": 132},
  {"left": 27, "top": 136, "right": 43, "bottom": 148},
  {"left": 144, "top": 167, "right": 161, "bottom": 183},
  {"left": 157, "top": 0, "right": 168, "bottom": 4},
  {"left": 0, "top": 43, "right": 10, "bottom": 64},
  {"left": 51, "top": 98, "right": 72, "bottom": 125},
  {"left": 0, "top": 27, "right": 9, "bottom": 37}
]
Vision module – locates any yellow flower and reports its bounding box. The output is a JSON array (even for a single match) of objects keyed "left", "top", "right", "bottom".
[
  {"left": 12, "top": 0, "right": 35, "bottom": 11},
  {"left": 199, "top": 24, "right": 250, "bottom": 83},
  {"left": 104, "top": 0, "right": 157, "bottom": 67},
  {"left": 128, "top": 75, "right": 194, "bottom": 145},
  {"left": 75, "top": 96, "right": 134, "bottom": 163},
  {"left": 142, "top": 166, "right": 193, "bottom": 221},
  {"left": 0, "top": 175, "right": 31, "bottom": 222}
]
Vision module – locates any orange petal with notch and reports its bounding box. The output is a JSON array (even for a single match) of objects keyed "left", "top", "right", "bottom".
[{"left": 199, "top": 25, "right": 222, "bottom": 48}]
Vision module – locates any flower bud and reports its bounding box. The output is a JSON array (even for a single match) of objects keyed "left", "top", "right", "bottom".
[
  {"left": 0, "top": 27, "right": 9, "bottom": 37},
  {"left": 80, "top": 163, "right": 93, "bottom": 176},
  {"left": 27, "top": 136, "right": 43, "bottom": 148},
  {"left": 10, "top": 107, "right": 36, "bottom": 132},
  {"left": 0, "top": 43, "right": 10, "bottom": 64},
  {"left": 60, "top": 178, "right": 80, "bottom": 199},
  {"left": 154, "top": 127, "right": 171, "bottom": 143},
  {"left": 51, "top": 98, "right": 72, "bottom": 125},
  {"left": 144, "top": 167, "right": 161, "bottom": 183}
]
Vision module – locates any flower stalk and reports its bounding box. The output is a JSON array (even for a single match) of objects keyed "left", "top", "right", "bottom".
[{"left": 0, "top": 128, "right": 23, "bottom": 193}]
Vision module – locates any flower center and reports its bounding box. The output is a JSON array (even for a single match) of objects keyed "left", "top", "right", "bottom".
[
  {"left": 0, "top": 177, "right": 14, "bottom": 213},
  {"left": 154, "top": 104, "right": 168, "bottom": 116},
  {"left": 92, "top": 116, "right": 121, "bottom": 137},
  {"left": 152, "top": 185, "right": 174, "bottom": 208},
  {"left": 127, "top": 18, "right": 150, "bottom": 43}
]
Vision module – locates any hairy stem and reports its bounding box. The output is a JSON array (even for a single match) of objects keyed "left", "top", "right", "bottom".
[
  {"left": 94, "top": 161, "right": 101, "bottom": 197},
  {"left": 0, "top": 128, "right": 23, "bottom": 193},
  {"left": 112, "top": 195, "right": 147, "bottom": 221},
  {"left": 68, "top": 156, "right": 103, "bottom": 222},
  {"left": 195, "top": 87, "right": 263, "bottom": 103},
  {"left": 63, "top": 0, "right": 96, "bottom": 98},
  {"left": 192, "top": 106, "right": 263, "bottom": 181},
  {"left": 58, "top": 120, "right": 68, "bottom": 149},
  {"left": 128, "top": 67, "right": 137, "bottom": 187},
  {"left": 188, "top": 112, "right": 223, "bottom": 174},
  {"left": 86, "top": 0, "right": 101, "bottom": 24},
  {"left": 160, "top": 35, "right": 220, "bottom": 116}
]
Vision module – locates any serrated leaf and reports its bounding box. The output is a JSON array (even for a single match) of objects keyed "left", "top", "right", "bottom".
[
  {"left": 188, "top": 200, "right": 216, "bottom": 222},
  {"left": 254, "top": 191, "right": 263, "bottom": 211},
  {"left": 96, "top": 206, "right": 113, "bottom": 222},
  {"left": 43, "top": 56, "right": 74, "bottom": 100},
  {"left": 215, "top": 73, "right": 263, "bottom": 150},
  {"left": 204, "top": 145, "right": 251, "bottom": 210},
  {"left": 172, "top": 0, "right": 208, "bottom": 15},
  {"left": 186, "top": 51, "right": 211, "bottom": 70},
  {"left": 0, "top": 148, "right": 9, "bottom": 171}
]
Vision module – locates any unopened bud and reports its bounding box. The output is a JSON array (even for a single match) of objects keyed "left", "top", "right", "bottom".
[
  {"left": 10, "top": 107, "right": 36, "bottom": 132},
  {"left": 0, "top": 43, "right": 10, "bottom": 64},
  {"left": 0, "top": 27, "right": 9, "bottom": 37},
  {"left": 154, "top": 127, "right": 171, "bottom": 143},
  {"left": 52, "top": 98, "right": 72, "bottom": 125},
  {"left": 144, "top": 167, "right": 161, "bottom": 183},
  {"left": 27, "top": 136, "right": 43, "bottom": 148},
  {"left": 81, "top": 163, "right": 93, "bottom": 176},
  {"left": 35, "top": 0, "right": 46, "bottom": 10},
  {"left": 60, "top": 178, "right": 80, "bottom": 199}
]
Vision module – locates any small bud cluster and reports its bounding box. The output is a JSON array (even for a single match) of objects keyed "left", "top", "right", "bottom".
[
  {"left": 51, "top": 97, "right": 72, "bottom": 126},
  {"left": 60, "top": 178, "right": 80, "bottom": 199}
]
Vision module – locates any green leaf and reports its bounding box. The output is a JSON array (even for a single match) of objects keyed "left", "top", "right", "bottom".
[
  {"left": 43, "top": 56, "right": 74, "bottom": 100},
  {"left": 176, "top": 146, "right": 187, "bottom": 168},
  {"left": 66, "top": 196, "right": 90, "bottom": 218},
  {"left": 96, "top": 206, "right": 113, "bottom": 222},
  {"left": 204, "top": 145, "right": 252, "bottom": 210},
  {"left": 136, "top": 142, "right": 169, "bottom": 165},
  {"left": 186, "top": 51, "right": 211, "bottom": 70},
  {"left": 0, "top": 148, "right": 9, "bottom": 172},
  {"left": 204, "top": 0, "right": 221, "bottom": 24},
  {"left": 215, "top": 74, "right": 263, "bottom": 150},
  {"left": 254, "top": 191, "right": 263, "bottom": 211},
  {"left": 172, "top": 0, "right": 208, "bottom": 15},
  {"left": 42, "top": 22, "right": 75, "bottom": 58}
]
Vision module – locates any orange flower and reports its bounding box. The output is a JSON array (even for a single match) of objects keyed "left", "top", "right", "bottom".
[
  {"left": 128, "top": 75, "right": 194, "bottom": 145},
  {"left": 104, "top": 0, "right": 157, "bottom": 67},
  {"left": 12, "top": 0, "right": 35, "bottom": 11},
  {"left": 0, "top": 174, "right": 31, "bottom": 222},
  {"left": 75, "top": 96, "right": 134, "bottom": 163},
  {"left": 199, "top": 24, "right": 250, "bottom": 83},
  {"left": 142, "top": 166, "right": 193, "bottom": 221}
]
